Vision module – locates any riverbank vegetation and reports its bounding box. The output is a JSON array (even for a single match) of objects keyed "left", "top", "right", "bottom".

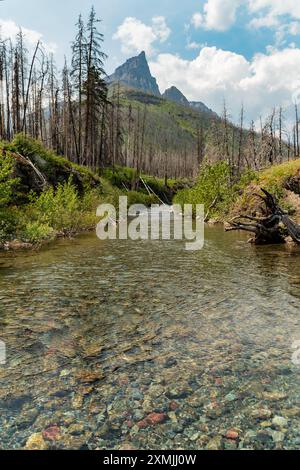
[
  {"left": 0, "top": 135, "right": 161, "bottom": 249},
  {"left": 174, "top": 161, "right": 256, "bottom": 220},
  {"left": 174, "top": 157, "right": 300, "bottom": 223}
]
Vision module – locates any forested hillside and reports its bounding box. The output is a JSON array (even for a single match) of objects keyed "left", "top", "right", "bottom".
[{"left": 0, "top": 6, "right": 296, "bottom": 185}]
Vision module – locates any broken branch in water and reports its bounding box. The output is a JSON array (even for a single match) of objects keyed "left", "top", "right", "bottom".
[{"left": 226, "top": 188, "right": 300, "bottom": 245}]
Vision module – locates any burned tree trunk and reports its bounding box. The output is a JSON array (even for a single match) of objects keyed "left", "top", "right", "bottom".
[{"left": 226, "top": 189, "right": 300, "bottom": 245}]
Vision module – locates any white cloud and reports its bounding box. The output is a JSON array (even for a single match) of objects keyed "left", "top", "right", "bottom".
[
  {"left": 113, "top": 16, "right": 170, "bottom": 57},
  {"left": 0, "top": 19, "right": 57, "bottom": 53},
  {"left": 191, "top": 0, "right": 300, "bottom": 34},
  {"left": 191, "top": 13, "right": 203, "bottom": 29},
  {"left": 248, "top": 0, "right": 300, "bottom": 19},
  {"left": 149, "top": 46, "right": 300, "bottom": 123},
  {"left": 151, "top": 16, "right": 171, "bottom": 42},
  {"left": 192, "top": 0, "right": 241, "bottom": 32},
  {"left": 248, "top": 0, "right": 300, "bottom": 46},
  {"left": 186, "top": 41, "right": 204, "bottom": 50},
  {"left": 249, "top": 15, "right": 279, "bottom": 29},
  {"left": 289, "top": 22, "right": 300, "bottom": 35}
]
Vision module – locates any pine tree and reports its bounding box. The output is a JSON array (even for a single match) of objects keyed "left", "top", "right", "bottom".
[{"left": 83, "top": 6, "right": 108, "bottom": 167}]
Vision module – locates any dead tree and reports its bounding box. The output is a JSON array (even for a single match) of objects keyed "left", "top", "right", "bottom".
[{"left": 226, "top": 189, "right": 300, "bottom": 245}]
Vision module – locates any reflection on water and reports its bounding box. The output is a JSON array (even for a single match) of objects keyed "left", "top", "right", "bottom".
[{"left": 1, "top": 227, "right": 300, "bottom": 449}]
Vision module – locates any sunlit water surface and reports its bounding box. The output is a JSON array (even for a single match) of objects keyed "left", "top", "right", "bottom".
[{"left": 1, "top": 227, "right": 300, "bottom": 449}]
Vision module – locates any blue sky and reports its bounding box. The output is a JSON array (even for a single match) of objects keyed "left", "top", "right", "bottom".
[
  {"left": 1, "top": 0, "right": 292, "bottom": 70},
  {"left": 2, "top": 1, "right": 300, "bottom": 123},
  {"left": 0, "top": 0, "right": 292, "bottom": 72}
]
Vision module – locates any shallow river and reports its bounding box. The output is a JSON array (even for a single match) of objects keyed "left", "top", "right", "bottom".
[{"left": 1, "top": 226, "right": 300, "bottom": 450}]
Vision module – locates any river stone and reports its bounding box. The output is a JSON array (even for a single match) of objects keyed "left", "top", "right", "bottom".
[
  {"left": 271, "top": 431, "right": 285, "bottom": 443},
  {"left": 283, "top": 408, "right": 300, "bottom": 418},
  {"left": 25, "top": 433, "right": 48, "bottom": 450},
  {"left": 262, "top": 391, "right": 288, "bottom": 401},
  {"left": 225, "top": 392, "right": 237, "bottom": 402},
  {"left": 251, "top": 408, "right": 272, "bottom": 420},
  {"left": 206, "top": 436, "right": 222, "bottom": 450},
  {"left": 272, "top": 416, "right": 288, "bottom": 428},
  {"left": 131, "top": 390, "right": 143, "bottom": 401}
]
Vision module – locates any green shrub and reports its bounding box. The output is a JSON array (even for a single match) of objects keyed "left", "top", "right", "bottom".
[
  {"left": 126, "top": 191, "right": 157, "bottom": 207},
  {"left": 20, "top": 221, "right": 54, "bottom": 244},
  {"left": 0, "top": 208, "right": 19, "bottom": 242},
  {"left": 0, "top": 154, "right": 18, "bottom": 207},
  {"left": 27, "top": 179, "right": 82, "bottom": 232},
  {"left": 174, "top": 161, "right": 234, "bottom": 218}
]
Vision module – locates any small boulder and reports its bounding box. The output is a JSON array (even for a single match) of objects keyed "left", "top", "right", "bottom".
[{"left": 25, "top": 433, "right": 48, "bottom": 450}]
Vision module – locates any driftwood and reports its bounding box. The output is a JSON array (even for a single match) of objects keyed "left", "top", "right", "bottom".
[{"left": 226, "top": 188, "right": 300, "bottom": 245}]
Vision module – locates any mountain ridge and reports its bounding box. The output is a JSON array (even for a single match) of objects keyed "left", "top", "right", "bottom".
[{"left": 108, "top": 51, "right": 217, "bottom": 117}]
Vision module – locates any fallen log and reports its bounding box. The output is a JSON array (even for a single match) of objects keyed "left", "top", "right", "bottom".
[{"left": 226, "top": 188, "right": 300, "bottom": 245}]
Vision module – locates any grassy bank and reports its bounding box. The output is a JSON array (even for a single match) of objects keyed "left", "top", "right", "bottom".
[
  {"left": 0, "top": 135, "right": 158, "bottom": 249},
  {"left": 102, "top": 166, "right": 190, "bottom": 205},
  {"left": 229, "top": 159, "right": 300, "bottom": 221},
  {"left": 174, "top": 158, "right": 300, "bottom": 223}
]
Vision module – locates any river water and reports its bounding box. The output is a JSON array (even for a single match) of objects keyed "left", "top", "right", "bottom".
[{"left": 1, "top": 226, "right": 300, "bottom": 450}]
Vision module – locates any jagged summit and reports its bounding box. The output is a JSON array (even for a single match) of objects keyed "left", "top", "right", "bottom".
[
  {"left": 108, "top": 52, "right": 217, "bottom": 118},
  {"left": 108, "top": 51, "right": 161, "bottom": 96},
  {"left": 162, "top": 86, "right": 190, "bottom": 106}
]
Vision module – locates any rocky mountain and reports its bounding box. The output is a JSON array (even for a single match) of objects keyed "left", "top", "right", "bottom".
[
  {"left": 107, "top": 51, "right": 160, "bottom": 96},
  {"left": 162, "top": 86, "right": 190, "bottom": 106},
  {"left": 108, "top": 52, "right": 218, "bottom": 118},
  {"left": 190, "top": 101, "right": 217, "bottom": 118}
]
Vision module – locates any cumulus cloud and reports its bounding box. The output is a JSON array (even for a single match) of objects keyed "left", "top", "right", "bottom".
[
  {"left": 113, "top": 16, "right": 170, "bottom": 57},
  {"left": 191, "top": 13, "right": 203, "bottom": 29},
  {"left": 149, "top": 46, "right": 300, "bottom": 123},
  {"left": 192, "top": 0, "right": 241, "bottom": 31},
  {"left": 0, "top": 19, "right": 57, "bottom": 53},
  {"left": 247, "top": 0, "right": 300, "bottom": 45},
  {"left": 248, "top": 0, "right": 300, "bottom": 19},
  {"left": 191, "top": 0, "right": 300, "bottom": 33},
  {"left": 249, "top": 15, "right": 279, "bottom": 29}
]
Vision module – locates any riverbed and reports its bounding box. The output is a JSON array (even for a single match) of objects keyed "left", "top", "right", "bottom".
[{"left": 1, "top": 227, "right": 300, "bottom": 449}]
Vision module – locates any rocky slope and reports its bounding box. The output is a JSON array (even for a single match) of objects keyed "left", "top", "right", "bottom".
[
  {"left": 162, "top": 86, "right": 190, "bottom": 106},
  {"left": 108, "top": 51, "right": 160, "bottom": 96},
  {"left": 108, "top": 51, "right": 217, "bottom": 117}
]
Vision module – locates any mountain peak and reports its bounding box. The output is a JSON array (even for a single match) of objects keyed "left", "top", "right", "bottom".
[
  {"left": 162, "top": 86, "right": 189, "bottom": 106},
  {"left": 108, "top": 51, "right": 161, "bottom": 96}
]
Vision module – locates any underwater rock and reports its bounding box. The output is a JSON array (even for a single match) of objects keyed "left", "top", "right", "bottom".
[
  {"left": 137, "top": 412, "right": 167, "bottom": 429},
  {"left": 42, "top": 426, "right": 61, "bottom": 441},
  {"left": 225, "top": 430, "right": 239, "bottom": 440},
  {"left": 206, "top": 436, "right": 222, "bottom": 450},
  {"left": 272, "top": 416, "right": 288, "bottom": 428},
  {"left": 25, "top": 433, "right": 48, "bottom": 450},
  {"left": 251, "top": 408, "right": 273, "bottom": 420}
]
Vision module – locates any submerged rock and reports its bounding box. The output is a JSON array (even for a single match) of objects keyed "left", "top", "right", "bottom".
[
  {"left": 225, "top": 430, "right": 239, "bottom": 440},
  {"left": 137, "top": 412, "right": 167, "bottom": 429},
  {"left": 206, "top": 436, "right": 222, "bottom": 450},
  {"left": 25, "top": 433, "right": 48, "bottom": 450},
  {"left": 251, "top": 408, "right": 273, "bottom": 420},
  {"left": 272, "top": 416, "right": 288, "bottom": 428}
]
